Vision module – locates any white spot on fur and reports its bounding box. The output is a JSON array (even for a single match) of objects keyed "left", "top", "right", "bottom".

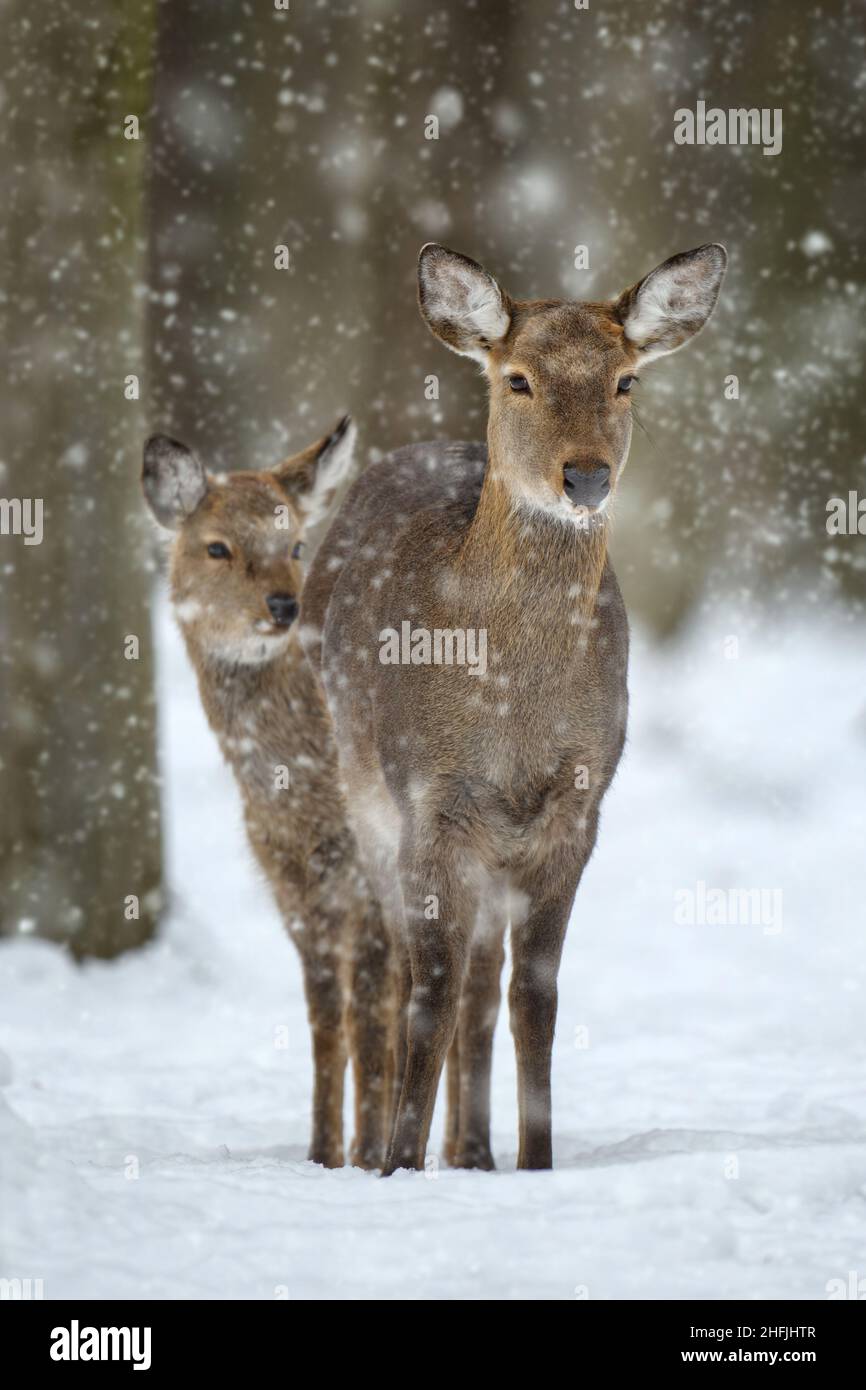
[
  {"left": 174, "top": 598, "right": 203, "bottom": 623},
  {"left": 210, "top": 630, "right": 294, "bottom": 667}
]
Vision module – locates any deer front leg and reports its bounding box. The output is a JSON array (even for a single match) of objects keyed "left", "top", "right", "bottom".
[
  {"left": 388, "top": 939, "right": 412, "bottom": 1150},
  {"left": 453, "top": 918, "right": 506, "bottom": 1170},
  {"left": 383, "top": 847, "right": 474, "bottom": 1176},
  {"left": 298, "top": 946, "right": 348, "bottom": 1168},
  {"left": 508, "top": 887, "right": 573, "bottom": 1171},
  {"left": 443, "top": 1033, "right": 461, "bottom": 1166},
  {"left": 346, "top": 902, "right": 392, "bottom": 1170}
]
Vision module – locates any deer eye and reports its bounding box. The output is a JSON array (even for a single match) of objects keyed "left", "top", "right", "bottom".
[
  {"left": 507, "top": 374, "right": 531, "bottom": 394},
  {"left": 617, "top": 375, "right": 637, "bottom": 395},
  {"left": 207, "top": 542, "right": 231, "bottom": 559},
  {"left": 292, "top": 541, "right": 305, "bottom": 560}
]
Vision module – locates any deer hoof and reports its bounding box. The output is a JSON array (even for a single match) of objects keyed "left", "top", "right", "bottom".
[
  {"left": 307, "top": 1144, "right": 345, "bottom": 1169},
  {"left": 452, "top": 1144, "right": 496, "bottom": 1171},
  {"left": 349, "top": 1141, "right": 385, "bottom": 1171}
]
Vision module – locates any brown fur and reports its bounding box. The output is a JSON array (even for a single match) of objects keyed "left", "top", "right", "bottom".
[
  {"left": 142, "top": 421, "right": 393, "bottom": 1169},
  {"left": 303, "top": 244, "right": 725, "bottom": 1174}
]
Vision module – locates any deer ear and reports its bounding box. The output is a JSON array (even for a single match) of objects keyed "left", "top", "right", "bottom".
[
  {"left": 142, "top": 435, "right": 208, "bottom": 529},
  {"left": 273, "top": 415, "right": 357, "bottom": 527},
  {"left": 418, "top": 244, "right": 512, "bottom": 362},
  {"left": 615, "top": 244, "right": 727, "bottom": 362}
]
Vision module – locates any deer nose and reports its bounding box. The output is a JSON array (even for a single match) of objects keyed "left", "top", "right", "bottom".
[
  {"left": 266, "top": 592, "right": 299, "bottom": 627},
  {"left": 563, "top": 462, "right": 611, "bottom": 510}
]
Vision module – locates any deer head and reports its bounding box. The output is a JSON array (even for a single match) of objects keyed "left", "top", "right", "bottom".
[
  {"left": 142, "top": 417, "right": 356, "bottom": 666},
  {"left": 418, "top": 243, "right": 727, "bottom": 526}
]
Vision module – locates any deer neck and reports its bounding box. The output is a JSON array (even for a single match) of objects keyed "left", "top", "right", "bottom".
[
  {"left": 180, "top": 628, "right": 335, "bottom": 822},
  {"left": 458, "top": 459, "right": 609, "bottom": 629},
  {"left": 181, "top": 629, "right": 297, "bottom": 741}
]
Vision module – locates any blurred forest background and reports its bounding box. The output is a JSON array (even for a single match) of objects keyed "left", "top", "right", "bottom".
[{"left": 1, "top": 0, "right": 863, "bottom": 957}]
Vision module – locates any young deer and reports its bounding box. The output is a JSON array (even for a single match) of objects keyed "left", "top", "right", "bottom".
[
  {"left": 303, "top": 244, "right": 726, "bottom": 1174},
  {"left": 142, "top": 418, "right": 392, "bottom": 1169}
]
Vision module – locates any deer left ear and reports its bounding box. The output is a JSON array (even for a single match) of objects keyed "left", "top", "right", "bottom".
[
  {"left": 615, "top": 244, "right": 727, "bottom": 361},
  {"left": 142, "top": 434, "right": 208, "bottom": 529},
  {"left": 273, "top": 415, "right": 357, "bottom": 527},
  {"left": 418, "top": 244, "right": 512, "bottom": 362}
]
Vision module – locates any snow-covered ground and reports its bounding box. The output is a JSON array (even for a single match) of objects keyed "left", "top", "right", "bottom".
[{"left": 2, "top": 596, "right": 865, "bottom": 1301}]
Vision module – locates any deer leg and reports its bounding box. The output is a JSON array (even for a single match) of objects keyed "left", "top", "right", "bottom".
[
  {"left": 443, "top": 1034, "right": 461, "bottom": 1166},
  {"left": 453, "top": 918, "right": 506, "bottom": 1170},
  {"left": 383, "top": 849, "right": 474, "bottom": 1176},
  {"left": 365, "top": 873, "right": 411, "bottom": 1154},
  {"left": 382, "top": 977, "right": 396, "bottom": 1157},
  {"left": 388, "top": 940, "right": 412, "bottom": 1149},
  {"left": 346, "top": 902, "right": 392, "bottom": 1169},
  {"left": 298, "top": 946, "right": 348, "bottom": 1168},
  {"left": 508, "top": 890, "right": 573, "bottom": 1171}
]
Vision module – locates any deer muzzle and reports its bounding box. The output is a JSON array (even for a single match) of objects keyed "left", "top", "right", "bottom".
[
  {"left": 266, "top": 592, "right": 299, "bottom": 628},
  {"left": 563, "top": 462, "right": 611, "bottom": 510}
]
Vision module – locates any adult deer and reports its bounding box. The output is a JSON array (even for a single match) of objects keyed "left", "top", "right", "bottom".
[{"left": 303, "top": 243, "right": 726, "bottom": 1173}]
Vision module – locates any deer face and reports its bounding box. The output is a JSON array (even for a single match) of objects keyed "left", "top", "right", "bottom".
[
  {"left": 418, "top": 243, "right": 726, "bottom": 527},
  {"left": 142, "top": 418, "right": 355, "bottom": 666}
]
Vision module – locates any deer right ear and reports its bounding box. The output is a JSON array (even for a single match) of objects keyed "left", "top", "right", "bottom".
[
  {"left": 142, "top": 435, "right": 208, "bottom": 530},
  {"left": 615, "top": 244, "right": 727, "bottom": 362},
  {"left": 417, "top": 244, "right": 512, "bottom": 362},
  {"left": 273, "top": 415, "right": 357, "bottom": 529}
]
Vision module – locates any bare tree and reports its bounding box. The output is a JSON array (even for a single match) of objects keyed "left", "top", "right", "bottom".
[{"left": 0, "top": 0, "right": 162, "bottom": 957}]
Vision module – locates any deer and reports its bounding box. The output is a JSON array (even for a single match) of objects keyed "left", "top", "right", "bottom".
[
  {"left": 302, "top": 243, "right": 727, "bottom": 1174},
  {"left": 141, "top": 417, "right": 393, "bottom": 1170}
]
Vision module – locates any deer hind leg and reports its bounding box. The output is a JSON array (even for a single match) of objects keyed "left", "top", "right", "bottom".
[
  {"left": 452, "top": 896, "right": 507, "bottom": 1170},
  {"left": 346, "top": 900, "right": 393, "bottom": 1169},
  {"left": 383, "top": 838, "right": 475, "bottom": 1176},
  {"left": 508, "top": 885, "right": 574, "bottom": 1171}
]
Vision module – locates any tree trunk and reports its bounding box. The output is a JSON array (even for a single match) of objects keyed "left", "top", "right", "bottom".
[{"left": 0, "top": 0, "right": 163, "bottom": 958}]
